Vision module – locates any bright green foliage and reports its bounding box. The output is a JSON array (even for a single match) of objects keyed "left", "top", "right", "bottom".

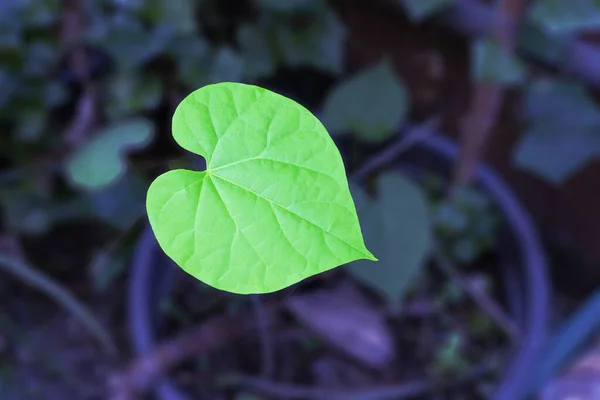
[
  {"left": 403, "top": 0, "right": 455, "bottom": 21},
  {"left": 530, "top": 0, "right": 600, "bottom": 33},
  {"left": 513, "top": 80, "right": 600, "bottom": 184},
  {"left": 472, "top": 36, "right": 525, "bottom": 85},
  {"left": 348, "top": 172, "right": 431, "bottom": 309},
  {"left": 66, "top": 119, "right": 155, "bottom": 190},
  {"left": 147, "top": 82, "right": 376, "bottom": 294},
  {"left": 322, "top": 59, "right": 409, "bottom": 142}
]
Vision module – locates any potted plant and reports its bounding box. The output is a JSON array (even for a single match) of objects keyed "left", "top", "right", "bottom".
[{"left": 126, "top": 82, "right": 550, "bottom": 400}]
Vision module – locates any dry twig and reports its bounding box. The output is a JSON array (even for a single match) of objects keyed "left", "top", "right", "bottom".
[{"left": 452, "top": 0, "right": 526, "bottom": 185}]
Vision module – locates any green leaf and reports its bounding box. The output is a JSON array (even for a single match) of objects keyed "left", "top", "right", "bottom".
[
  {"left": 210, "top": 46, "right": 244, "bottom": 84},
  {"left": 88, "top": 17, "right": 174, "bottom": 70},
  {"left": 347, "top": 172, "right": 431, "bottom": 308},
  {"left": 403, "top": 0, "right": 456, "bottom": 21},
  {"left": 16, "top": 108, "right": 46, "bottom": 141},
  {"left": 530, "top": 0, "right": 600, "bottom": 33},
  {"left": 238, "top": 24, "right": 278, "bottom": 80},
  {"left": 106, "top": 72, "right": 163, "bottom": 119},
  {"left": 89, "top": 171, "right": 147, "bottom": 229},
  {"left": 513, "top": 80, "right": 600, "bottom": 184},
  {"left": 255, "top": 0, "right": 317, "bottom": 12},
  {"left": 146, "top": 82, "right": 376, "bottom": 294},
  {"left": 171, "top": 36, "right": 210, "bottom": 88},
  {"left": 157, "top": 0, "right": 197, "bottom": 35},
  {"left": 277, "top": 8, "right": 346, "bottom": 74},
  {"left": 0, "top": 189, "right": 52, "bottom": 235},
  {"left": 322, "top": 59, "right": 409, "bottom": 142},
  {"left": 66, "top": 118, "right": 155, "bottom": 190},
  {"left": 472, "top": 36, "right": 525, "bottom": 85}
]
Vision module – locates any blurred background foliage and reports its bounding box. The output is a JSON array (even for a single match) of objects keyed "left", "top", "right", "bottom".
[{"left": 3, "top": 0, "right": 600, "bottom": 398}]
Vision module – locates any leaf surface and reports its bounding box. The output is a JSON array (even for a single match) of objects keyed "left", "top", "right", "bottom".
[{"left": 147, "top": 82, "right": 375, "bottom": 294}]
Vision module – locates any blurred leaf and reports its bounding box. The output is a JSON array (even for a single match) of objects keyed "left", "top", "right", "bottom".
[
  {"left": 66, "top": 118, "right": 155, "bottom": 190},
  {"left": 255, "top": 0, "right": 317, "bottom": 12},
  {"left": 472, "top": 36, "right": 525, "bottom": 85},
  {"left": 169, "top": 36, "right": 210, "bottom": 88},
  {"left": 156, "top": 0, "right": 197, "bottom": 34},
  {"left": 16, "top": 108, "right": 46, "bottom": 141},
  {"left": 433, "top": 333, "right": 469, "bottom": 376},
  {"left": 106, "top": 72, "right": 163, "bottom": 119},
  {"left": 277, "top": 8, "right": 345, "bottom": 74},
  {"left": 530, "top": 0, "right": 600, "bottom": 33},
  {"left": 348, "top": 172, "right": 432, "bottom": 309},
  {"left": 403, "top": 0, "right": 455, "bottom": 21},
  {"left": 210, "top": 46, "right": 244, "bottom": 83},
  {"left": 518, "top": 21, "right": 568, "bottom": 66},
  {"left": 0, "top": 252, "right": 116, "bottom": 355},
  {"left": 433, "top": 185, "right": 498, "bottom": 263},
  {"left": 23, "top": 41, "right": 58, "bottom": 77},
  {"left": 513, "top": 80, "right": 600, "bottom": 184},
  {"left": 88, "top": 16, "right": 174, "bottom": 70},
  {"left": 0, "top": 187, "right": 95, "bottom": 235},
  {"left": 89, "top": 171, "right": 147, "bottom": 229},
  {"left": 0, "top": 189, "right": 52, "bottom": 235},
  {"left": 0, "top": 69, "right": 19, "bottom": 109},
  {"left": 238, "top": 24, "right": 277, "bottom": 80},
  {"left": 90, "top": 250, "right": 125, "bottom": 293},
  {"left": 322, "top": 59, "right": 409, "bottom": 142},
  {"left": 43, "top": 81, "right": 68, "bottom": 107},
  {"left": 514, "top": 127, "right": 600, "bottom": 184}
]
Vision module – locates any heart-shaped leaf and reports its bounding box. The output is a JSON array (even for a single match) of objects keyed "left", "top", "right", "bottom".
[
  {"left": 66, "top": 118, "right": 155, "bottom": 190},
  {"left": 348, "top": 171, "right": 431, "bottom": 309},
  {"left": 146, "top": 82, "right": 376, "bottom": 294}
]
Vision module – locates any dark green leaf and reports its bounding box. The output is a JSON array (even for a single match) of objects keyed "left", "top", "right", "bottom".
[
  {"left": 277, "top": 8, "right": 345, "bottom": 74},
  {"left": 255, "top": 0, "right": 318, "bottom": 12},
  {"left": 348, "top": 172, "right": 431, "bottom": 308},
  {"left": 209, "top": 46, "right": 244, "bottom": 83},
  {"left": 106, "top": 73, "right": 163, "bottom": 119},
  {"left": 322, "top": 58, "right": 409, "bottom": 142},
  {"left": 89, "top": 172, "right": 147, "bottom": 230},
  {"left": 238, "top": 24, "right": 278, "bottom": 80},
  {"left": 513, "top": 80, "right": 600, "bottom": 184},
  {"left": 403, "top": 0, "right": 455, "bottom": 21},
  {"left": 472, "top": 36, "right": 525, "bottom": 84},
  {"left": 16, "top": 108, "right": 46, "bottom": 141},
  {"left": 530, "top": 0, "right": 600, "bottom": 33}
]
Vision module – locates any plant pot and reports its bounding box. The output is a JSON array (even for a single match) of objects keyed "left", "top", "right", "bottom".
[{"left": 128, "top": 133, "right": 551, "bottom": 400}]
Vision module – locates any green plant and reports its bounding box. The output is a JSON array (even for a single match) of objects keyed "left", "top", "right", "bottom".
[{"left": 146, "top": 82, "right": 376, "bottom": 295}]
